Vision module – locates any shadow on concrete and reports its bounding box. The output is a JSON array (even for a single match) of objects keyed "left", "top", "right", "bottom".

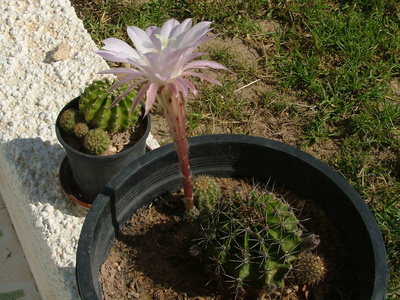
[{"left": 0, "top": 137, "right": 87, "bottom": 218}]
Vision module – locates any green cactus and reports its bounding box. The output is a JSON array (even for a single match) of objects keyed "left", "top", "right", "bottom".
[
  {"left": 59, "top": 108, "right": 80, "bottom": 133},
  {"left": 198, "top": 190, "right": 301, "bottom": 297},
  {"left": 74, "top": 122, "right": 90, "bottom": 139},
  {"left": 193, "top": 175, "right": 220, "bottom": 213},
  {"left": 83, "top": 129, "right": 110, "bottom": 155},
  {"left": 293, "top": 252, "right": 326, "bottom": 285},
  {"left": 79, "top": 78, "right": 141, "bottom": 132}
]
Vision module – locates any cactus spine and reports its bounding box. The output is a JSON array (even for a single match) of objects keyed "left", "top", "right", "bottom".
[
  {"left": 79, "top": 78, "right": 140, "bottom": 132},
  {"left": 198, "top": 190, "right": 301, "bottom": 297},
  {"left": 83, "top": 129, "right": 110, "bottom": 155}
]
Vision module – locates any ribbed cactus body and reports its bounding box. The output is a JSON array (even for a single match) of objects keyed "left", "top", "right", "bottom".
[
  {"left": 199, "top": 191, "right": 301, "bottom": 296},
  {"left": 79, "top": 78, "right": 140, "bottom": 132}
]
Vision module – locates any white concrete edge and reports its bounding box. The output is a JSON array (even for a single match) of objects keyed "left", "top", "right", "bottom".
[
  {"left": 0, "top": 0, "right": 158, "bottom": 299},
  {"left": 0, "top": 163, "right": 53, "bottom": 299}
]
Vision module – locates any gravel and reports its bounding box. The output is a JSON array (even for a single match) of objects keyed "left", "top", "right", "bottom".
[{"left": 0, "top": 0, "right": 118, "bottom": 298}]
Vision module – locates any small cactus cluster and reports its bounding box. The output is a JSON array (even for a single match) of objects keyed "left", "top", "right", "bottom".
[
  {"left": 79, "top": 78, "right": 140, "bottom": 132},
  {"left": 192, "top": 176, "right": 327, "bottom": 298},
  {"left": 292, "top": 251, "right": 326, "bottom": 285},
  {"left": 58, "top": 78, "right": 141, "bottom": 155}
]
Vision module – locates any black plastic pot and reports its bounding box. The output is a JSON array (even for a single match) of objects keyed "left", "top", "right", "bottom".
[
  {"left": 56, "top": 97, "right": 151, "bottom": 203},
  {"left": 76, "top": 134, "right": 388, "bottom": 299}
]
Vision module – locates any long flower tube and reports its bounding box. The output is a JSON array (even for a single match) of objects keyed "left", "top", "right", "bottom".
[
  {"left": 96, "top": 18, "right": 228, "bottom": 217},
  {"left": 157, "top": 85, "right": 198, "bottom": 218}
]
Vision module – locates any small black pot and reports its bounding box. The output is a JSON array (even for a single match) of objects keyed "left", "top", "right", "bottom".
[
  {"left": 76, "top": 134, "right": 387, "bottom": 299},
  {"left": 56, "top": 97, "right": 151, "bottom": 203}
]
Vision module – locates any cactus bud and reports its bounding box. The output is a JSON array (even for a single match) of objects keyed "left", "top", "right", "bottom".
[
  {"left": 193, "top": 175, "right": 220, "bottom": 213},
  {"left": 293, "top": 252, "right": 326, "bottom": 285},
  {"left": 74, "top": 122, "right": 90, "bottom": 139},
  {"left": 83, "top": 129, "right": 110, "bottom": 155},
  {"left": 59, "top": 108, "right": 80, "bottom": 133}
]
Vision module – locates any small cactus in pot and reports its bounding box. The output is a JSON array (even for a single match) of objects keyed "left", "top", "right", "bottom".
[
  {"left": 58, "top": 78, "right": 143, "bottom": 156},
  {"left": 196, "top": 187, "right": 302, "bottom": 298}
]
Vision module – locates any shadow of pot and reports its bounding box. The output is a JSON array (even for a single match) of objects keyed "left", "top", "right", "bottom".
[{"left": 76, "top": 134, "right": 388, "bottom": 299}]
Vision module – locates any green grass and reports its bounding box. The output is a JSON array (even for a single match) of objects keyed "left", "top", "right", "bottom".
[
  {"left": 271, "top": 1, "right": 400, "bottom": 294},
  {"left": 72, "top": 0, "right": 400, "bottom": 296}
]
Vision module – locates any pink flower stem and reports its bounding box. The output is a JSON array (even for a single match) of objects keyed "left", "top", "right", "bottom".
[{"left": 157, "top": 86, "right": 199, "bottom": 218}]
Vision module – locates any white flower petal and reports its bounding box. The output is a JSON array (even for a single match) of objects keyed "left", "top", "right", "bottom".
[
  {"left": 145, "top": 82, "right": 159, "bottom": 115},
  {"left": 146, "top": 26, "right": 162, "bottom": 49},
  {"left": 96, "top": 50, "right": 130, "bottom": 63},
  {"left": 132, "top": 83, "right": 151, "bottom": 113},
  {"left": 127, "top": 26, "right": 156, "bottom": 54},
  {"left": 99, "top": 68, "right": 144, "bottom": 75},
  {"left": 172, "top": 77, "right": 188, "bottom": 99},
  {"left": 109, "top": 79, "right": 145, "bottom": 107},
  {"left": 183, "top": 60, "right": 227, "bottom": 71},
  {"left": 182, "top": 78, "right": 198, "bottom": 98},
  {"left": 169, "top": 18, "right": 192, "bottom": 38},
  {"left": 101, "top": 38, "right": 141, "bottom": 60},
  {"left": 160, "top": 19, "right": 179, "bottom": 39},
  {"left": 108, "top": 74, "right": 142, "bottom": 91}
]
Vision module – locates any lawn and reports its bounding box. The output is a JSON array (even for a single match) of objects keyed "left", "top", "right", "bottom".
[{"left": 70, "top": 0, "right": 400, "bottom": 297}]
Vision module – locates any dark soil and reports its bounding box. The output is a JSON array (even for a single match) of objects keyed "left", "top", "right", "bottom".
[{"left": 99, "top": 178, "right": 357, "bottom": 300}]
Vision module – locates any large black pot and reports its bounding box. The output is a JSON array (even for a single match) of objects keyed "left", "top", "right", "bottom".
[
  {"left": 76, "top": 134, "right": 388, "bottom": 299},
  {"left": 56, "top": 97, "right": 151, "bottom": 203}
]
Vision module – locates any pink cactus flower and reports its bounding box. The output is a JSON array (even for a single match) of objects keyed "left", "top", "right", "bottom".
[{"left": 96, "top": 19, "right": 228, "bottom": 218}]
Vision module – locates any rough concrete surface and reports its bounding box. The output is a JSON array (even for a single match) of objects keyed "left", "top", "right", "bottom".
[{"left": 0, "top": 0, "right": 141, "bottom": 299}]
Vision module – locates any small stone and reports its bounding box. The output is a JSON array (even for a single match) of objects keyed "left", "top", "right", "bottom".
[
  {"left": 51, "top": 42, "right": 70, "bottom": 61},
  {"left": 300, "top": 234, "right": 320, "bottom": 251}
]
